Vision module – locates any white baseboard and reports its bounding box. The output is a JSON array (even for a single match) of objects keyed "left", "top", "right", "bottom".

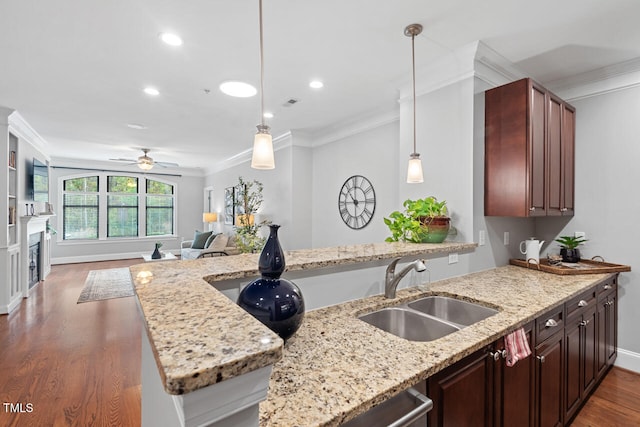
[
  {"left": 52, "top": 250, "right": 179, "bottom": 265},
  {"left": 615, "top": 348, "right": 640, "bottom": 373}
]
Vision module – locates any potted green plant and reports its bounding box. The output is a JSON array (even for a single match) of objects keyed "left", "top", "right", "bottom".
[
  {"left": 234, "top": 176, "right": 271, "bottom": 253},
  {"left": 555, "top": 235, "right": 587, "bottom": 263},
  {"left": 384, "top": 196, "right": 450, "bottom": 243}
]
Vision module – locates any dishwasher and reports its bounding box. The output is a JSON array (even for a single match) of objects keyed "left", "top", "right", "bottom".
[{"left": 341, "top": 381, "right": 433, "bottom": 427}]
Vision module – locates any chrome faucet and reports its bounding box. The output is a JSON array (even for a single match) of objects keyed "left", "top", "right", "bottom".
[{"left": 385, "top": 257, "right": 427, "bottom": 298}]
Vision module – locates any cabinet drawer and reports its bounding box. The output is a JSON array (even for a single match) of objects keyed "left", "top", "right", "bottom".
[
  {"left": 536, "top": 305, "right": 564, "bottom": 343},
  {"left": 566, "top": 287, "right": 597, "bottom": 318},
  {"left": 597, "top": 276, "right": 617, "bottom": 300}
]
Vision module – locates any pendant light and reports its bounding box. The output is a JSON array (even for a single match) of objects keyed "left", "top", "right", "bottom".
[
  {"left": 405, "top": 23, "right": 424, "bottom": 183},
  {"left": 251, "top": 0, "right": 275, "bottom": 170}
]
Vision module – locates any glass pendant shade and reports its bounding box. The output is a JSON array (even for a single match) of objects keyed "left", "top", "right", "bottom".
[
  {"left": 407, "top": 154, "right": 424, "bottom": 183},
  {"left": 251, "top": 125, "right": 275, "bottom": 169}
]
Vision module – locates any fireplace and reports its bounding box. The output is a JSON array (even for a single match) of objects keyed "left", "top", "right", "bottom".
[
  {"left": 20, "top": 215, "right": 53, "bottom": 298},
  {"left": 28, "top": 233, "right": 41, "bottom": 288}
]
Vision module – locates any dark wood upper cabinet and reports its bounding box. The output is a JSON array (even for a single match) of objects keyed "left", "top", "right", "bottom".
[{"left": 484, "top": 78, "right": 575, "bottom": 217}]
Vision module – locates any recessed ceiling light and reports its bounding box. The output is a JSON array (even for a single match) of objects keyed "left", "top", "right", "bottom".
[
  {"left": 127, "top": 123, "right": 147, "bottom": 130},
  {"left": 144, "top": 87, "right": 160, "bottom": 96},
  {"left": 309, "top": 80, "right": 324, "bottom": 89},
  {"left": 159, "top": 32, "right": 183, "bottom": 46},
  {"left": 263, "top": 112, "right": 274, "bottom": 119},
  {"left": 219, "top": 81, "right": 257, "bottom": 98}
]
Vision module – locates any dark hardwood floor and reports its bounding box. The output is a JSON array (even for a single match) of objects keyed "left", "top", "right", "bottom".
[
  {"left": 0, "top": 259, "right": 142, "bottom": 427},
  {"left": 1, "top": 260, "right": 639, "bottom": 426},
  {"left": 570, "top": 367, "right": 640, "bottom": 426}
]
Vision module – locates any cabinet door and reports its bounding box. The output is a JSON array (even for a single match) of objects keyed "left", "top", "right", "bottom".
[
  {"left": 546, "top": 93, "right": 563, "bottom": 216},
  {"left": 494, "top": 326, "right": 534, "bottom": 427},
  {"left": 428, "top": 349, "right": 493, "bottom": 427},
  {"left": 564, "top": 317, "right": 581, "bottom": 420},
  {"left": 565, "top": 307, "right": 598, "bottom": 422},
  {"left": 596, "top": 295, "right": 608, "bottom": 378},
  {"left": 485, "top": 79, "right": 530, "bottom": 217},
  {"left": 535, "top": 332, "right": 563, "bottom": 427},
  {"left": 561, "top": 104, "right": 575, "bottom": 215},
  {"left": 605, "top": 292, "right": 617, "bottom": 366},
  {"left": 529, "top": 82, "right": 547, "bottom": 216}
]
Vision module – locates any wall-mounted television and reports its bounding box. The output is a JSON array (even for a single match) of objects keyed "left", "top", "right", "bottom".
[{"left": 32, "top": 158, "right": 49, "bottom": 202}]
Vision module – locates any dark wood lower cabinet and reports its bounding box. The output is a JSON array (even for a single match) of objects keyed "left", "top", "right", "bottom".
[
  {"left": 427, "top": 348, "right": 493, "bottom": 427},
  {"left": 535, "top": 331, "right": 564, "bottom": 427},
  {"left": 564, "top": 306, "right": 597, "bottom": 422},
  {"left": 494, "top": 323, "right": 534, "bottom": 427},
  {"left": 424, "top": 275, "right": 618, "bottom": 427}
]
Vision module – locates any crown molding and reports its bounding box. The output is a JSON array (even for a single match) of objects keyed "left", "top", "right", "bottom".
[
  {"left": 545, "top": 57, "right": 640, "bottom": 101},
  {"left": 50, "top": 157, "right": 206, "bottom": 177},
  {"left": 206, "top": 131, "right": 293, "bottom": 175},
  {"left": 473, "top": 41, "right": 527, "bottom": 89},
  {"left": 7, "top": 110, "right": 50, "bottom": 157},
  {"left": 310, "top": 109, "right": 400, "bottom": 148}
]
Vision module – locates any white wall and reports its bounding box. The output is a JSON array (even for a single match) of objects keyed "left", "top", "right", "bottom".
[
  {"left": 49, "top": 165, "right": 204, "bottom": 263},
  {"left": 311, "top": 121, "right": 399, "bottom": 247},
  {"left": 536, "top": 85, "right": 640, "bottom": 367},
  {"left": 205, "top": 140, "right": 310, "bottom": 251}
]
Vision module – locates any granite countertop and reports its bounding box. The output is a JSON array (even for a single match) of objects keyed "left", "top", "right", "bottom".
[
  {"left": 259, "top": 266, "right": 613, "bottom": 426},
  {"left": 130, "top": 241, "right": 476, "bottom": 395}
]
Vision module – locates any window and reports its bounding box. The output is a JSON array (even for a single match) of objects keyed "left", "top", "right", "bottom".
[
  {"left": 63, "top": 176, "right": 99, "bottom": 240},
  {"left": 107, "top": 176, "right": 139, "bottom": 238},
  {"left": 146, "top": 179, "right": 174, "bottom": 236},
  {"left": 61, "top": 174, "right": 175, "bottom": 240}
]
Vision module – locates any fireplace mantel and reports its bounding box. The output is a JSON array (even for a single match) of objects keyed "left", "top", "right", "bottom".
[{"left": 19, "top": 214, "right": 54, "bottom": 297}]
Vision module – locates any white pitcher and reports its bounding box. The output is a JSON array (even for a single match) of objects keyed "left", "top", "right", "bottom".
[{"left": 520, "top": 238, "right": 544, "bottom": 264}]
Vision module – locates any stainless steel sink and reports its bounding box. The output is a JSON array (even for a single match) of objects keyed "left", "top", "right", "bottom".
[
  {"left": 408, "top": 296, "right": 498, "bottom": 327},
  {"left": 358, "top": 295, "right": 499, "bottom": 342},
  {"left": 359, "top": 307, "right": 459, "bottom": 342}
]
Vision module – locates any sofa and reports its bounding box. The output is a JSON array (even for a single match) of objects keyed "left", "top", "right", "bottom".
[{"left": 180, "top": 232, "right": 241, "bottom": 260}]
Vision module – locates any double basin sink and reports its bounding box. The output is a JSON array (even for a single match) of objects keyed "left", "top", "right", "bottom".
[{"left": 359, "top": 296, "right": 499, "bottom": 342}]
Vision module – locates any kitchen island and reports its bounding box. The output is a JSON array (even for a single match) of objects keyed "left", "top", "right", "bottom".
[{"left": 130, "top": 242, "right": 614, "bottom": 426}]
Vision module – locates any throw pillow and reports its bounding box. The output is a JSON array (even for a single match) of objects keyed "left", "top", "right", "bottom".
[
  {"left": 191, "top": 230, "right": 213, "bottom": 249},
  {"left": 204, "top": 233, "right": 220, "bottom": 248},
  {"left": 208, "top": 234, "right": 229, "bottom": 251}
]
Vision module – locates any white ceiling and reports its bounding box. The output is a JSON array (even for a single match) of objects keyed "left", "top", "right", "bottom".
[{"left": 1, "top": 0, "right": 639, "bottom": 172}]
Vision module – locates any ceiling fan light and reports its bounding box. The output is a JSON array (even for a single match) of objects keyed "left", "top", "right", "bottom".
[
  {"left": 251, "top": 125, "right": 275, "bottom": 170},
  {"left": 407, "top": 153, "right": 424, "bottom": 183},
  {"left": 138, "top": 155, "right": 154, "bottom": 170}
]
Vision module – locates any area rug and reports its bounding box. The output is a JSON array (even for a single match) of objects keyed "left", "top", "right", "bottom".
[{"left": 77, "top": 268, "right": 134, "bottom": 303}]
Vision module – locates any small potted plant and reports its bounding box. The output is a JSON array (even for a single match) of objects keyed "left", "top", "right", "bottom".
[
  {"left": 555, "top": 235, "right": 587, "bottom": 263},
  {"left": 384, "top": 196, "right": 450, "bottom": 243}
]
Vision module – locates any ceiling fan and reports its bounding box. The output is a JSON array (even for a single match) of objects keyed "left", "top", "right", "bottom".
[{"left": 109, "top": 148, "right": 179, "bottom": 171}]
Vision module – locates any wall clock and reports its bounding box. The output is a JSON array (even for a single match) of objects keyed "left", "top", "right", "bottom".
[{"left": 338, "top": 175, "right": 376, "bottom": 229}]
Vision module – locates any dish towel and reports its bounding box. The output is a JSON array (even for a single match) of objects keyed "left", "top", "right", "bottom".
[{"left": 504, "top": 328, "right": 532, "bottom": 367}]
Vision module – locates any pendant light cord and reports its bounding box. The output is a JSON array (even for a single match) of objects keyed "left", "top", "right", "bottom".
[
  {"left": 259, "top": 0, "right": 265, "bottom": 128},
  {"left": 411, "top": 32, "right": 417, "bottom": 155}
]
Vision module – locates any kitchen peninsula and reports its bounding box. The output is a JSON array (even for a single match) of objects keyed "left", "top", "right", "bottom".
[{"left": 130, "top": 242, "right": 616, "bottom": 426}]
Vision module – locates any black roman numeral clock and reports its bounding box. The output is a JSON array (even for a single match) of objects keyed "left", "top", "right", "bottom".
[{"left": 338, "top": 175, "right": 376, "bottom": 229}]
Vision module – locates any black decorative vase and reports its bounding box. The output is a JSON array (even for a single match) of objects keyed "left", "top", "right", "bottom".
[
  {"left": 151, "top": 243, "right": 162, "bottom": 260},
  {"left": 560, "top": 248, "right": 581, "bottom": 263},
  {"left": 237, "top": 225, "right": 305, "bottom": 340}
]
